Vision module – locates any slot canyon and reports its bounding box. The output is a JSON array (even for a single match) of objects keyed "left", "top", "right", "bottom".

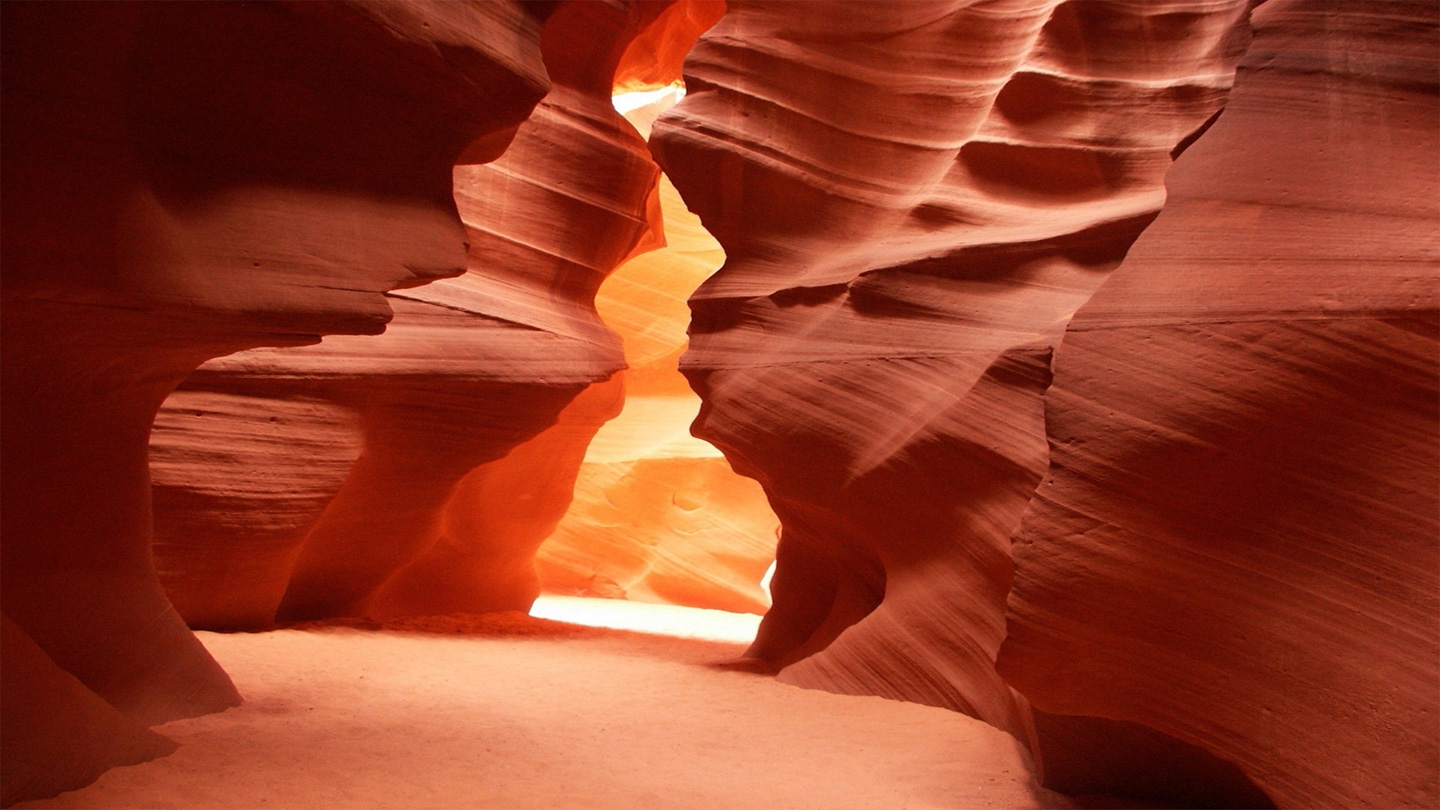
[{"left": 1, "top": 1, "right": 1435, "bottom": 808}]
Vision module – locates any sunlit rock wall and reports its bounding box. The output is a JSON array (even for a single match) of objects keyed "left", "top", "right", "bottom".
[
  {"left": 1, "top": 2, "right": 549, "bottom": 803},
  {"left": 149, "top": 1, "right": 701, "bottom": 629},
  {"left": 534, "top": 174, "right": 781, "bottom": 615},
  {"left": 651, "top": 0, "right": 1257, "bottom": 743},
  {"left": 997, "top": 2, "right": 1440, "bottom": 807},
  {"left": 373, "top": 1, "right": 779, "bottom": 620}
]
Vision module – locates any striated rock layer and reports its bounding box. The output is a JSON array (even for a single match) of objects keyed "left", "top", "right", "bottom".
[
  {"left": 148, "top": 1, "right": 724, "bottom": 629},
  {"left": 1, "top": 2, "right": 550, "bottom": 803},
  {"left": 996, "top": 2, "right": 1440, "bottom": 807},
  {"left": 652, "top": 0, "right": 1256, "bottom": 743},
  {"left": 534, "top": 172, "right": 780, "bottom": 615}
]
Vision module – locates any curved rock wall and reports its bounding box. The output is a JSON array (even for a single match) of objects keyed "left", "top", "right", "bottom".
[
  {"left": 7, "top": 1, "right": 1436, "bottom": 807},
  {"left": 996, "top": 2, "right": 1440, "bottom": 807},
  {"left": 614, "top": 0, "right": 728, "bottom": 94},
  {"left": 651, "top": 0, "right": 1256, "bottom": 742},
  {"left": 149, "top": 1, "right": 695, "bottom": 629},
  {"left": 534, "top": 174, "right": 781, "bottom": 614},
  {"left": 366, "top": 376, "right": 627, "bottom": 620},
  {"left": 1, "top": 1, "right": 549, "bottom": 803}
]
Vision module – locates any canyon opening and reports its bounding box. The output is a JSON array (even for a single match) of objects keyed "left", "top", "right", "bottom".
[{"left": 1, "top": 2, "right": 1436, "bottom": 810}]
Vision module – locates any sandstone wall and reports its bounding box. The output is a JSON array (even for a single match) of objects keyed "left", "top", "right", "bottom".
[
  {"left": 654, "top": 1, "right": 1438, "bottom": 806},
  {"left": 1, "top": 2, "right": 550, "bottom": 803},
  {"left": 6, "top": 2, "right": 1436, "bottom": 807},
  {"left": 148, "top": 1, "right": 702, "bottom": 629},
  {"left": 997, "top": 2, "right": 1440, "bottom": 806},
  {"left": 651, "top": 0, "right": 1257, "bottom": 745},
  {"left": 533, "top": 172, "right": 781, "bottom": 615}
]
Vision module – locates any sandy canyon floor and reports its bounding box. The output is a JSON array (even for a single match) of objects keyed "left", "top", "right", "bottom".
[{"left": 19, "top": 601, "right": 1089, "bottom": 810}]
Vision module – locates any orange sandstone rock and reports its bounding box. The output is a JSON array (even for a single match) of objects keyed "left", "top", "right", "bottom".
[
  {"left": 367, "top": 378, "right": 627, "bottom": 621},
  {"left": 1, "top": 1, "right": 548, "bottom": 802},
  {"left": 614, "top": 0, "right": 727, "bottom": 94},
  {"left": 0, "top": 617, "right": 178, "bottom": 808},
  {"left": 997, "top": 2, "right": 1440, "bottom": 807},
  {"left": 651, "top": 0, "right": 1256, "bottom": 744},
  {"left": 534, "top": 175, "right": 781, "bottom": 615},
  {"left": 148, "top": 1, "right": 695, "bottom": 628}
]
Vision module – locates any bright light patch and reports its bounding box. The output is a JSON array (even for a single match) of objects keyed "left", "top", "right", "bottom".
[
  {"left": 612, "top": 84, "right": 687, "bottom": 140},
  {"left": 580, "top": 395, "right": 723, "bottom": 464},
  {"left": 760, "top": 560, "right": 777, "bottom": 604},
  {"left": 612, "top": 83, "right": 686, "bottom": 115},
  {"left": 530, "top": 595, "right": 760, "bottom": 644}
]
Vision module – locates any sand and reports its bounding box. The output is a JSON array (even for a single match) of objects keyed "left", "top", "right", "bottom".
[{"left": 17, "top": 604, "right": 1076, "bottom": 810}]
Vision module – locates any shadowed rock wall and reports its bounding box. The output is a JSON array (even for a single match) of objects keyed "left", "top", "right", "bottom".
[
  {"left": 1, "top": 1, "right": 550, "bottom": 803},
  {"left": 147, "top": 1, "right": 713, "bottom": 629}
]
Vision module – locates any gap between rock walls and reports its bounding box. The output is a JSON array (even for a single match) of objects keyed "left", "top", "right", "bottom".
[{"left": 4, "top": 1, "right": 1437, "bottom": 809}]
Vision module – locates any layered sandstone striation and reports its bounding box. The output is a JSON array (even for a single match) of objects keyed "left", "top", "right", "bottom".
[
  {"left": 148, "top": 1, "right": 727, "bottom": 628},
  {"left": 534, "top": 174, "right": 780, "bottom": 615},
  {"left": 651, "top": 0, "right": 1257, "bottom": 741},
  {"left": 997, "top": 1, "right": 1440, "bottom": 807},
  {"left": 1, "top": 2, "right": 550, "bottom": 803},
  {"left": 8, "top": 1, "right": 1437, "bottom": 807}
]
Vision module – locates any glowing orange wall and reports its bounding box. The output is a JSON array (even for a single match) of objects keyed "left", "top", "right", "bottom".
[{"left": 534, "top": 89, "right": 780, "bottom": 615}]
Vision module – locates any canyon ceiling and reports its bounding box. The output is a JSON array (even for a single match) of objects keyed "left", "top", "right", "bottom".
[{"left": 1, "top": 1, "right": 1436, "bottom": 808}]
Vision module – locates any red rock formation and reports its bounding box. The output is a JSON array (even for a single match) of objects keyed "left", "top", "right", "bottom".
[
  {"left": 0, "top": 617, "right": 177, "bottom": 808},
  {"left": 149, "top": 1, "right": 710, "bottom": 628},
  {"left": 1, "top": 2, "right": 548, "bottom": 802},
  {"left": 533, "top": 174, "right": 781, "bottom": 615},
  {"left": 614, "top": 0, "right": 726, "bottom": 93},
  {"left": 996, "top": 2, "right": 1440, "bottom": 807},
  {"left": 9, "top": 1, "right": 1433, "bottom": 806},
  {"left": 651, "top": 0, "right": 1256, "bottom": 741},
  {"left": 367, "top": 378, "right": 627, "bottom": 620},
  {"left": 151, "top": 393, "right": 367, "bottom": 630}
]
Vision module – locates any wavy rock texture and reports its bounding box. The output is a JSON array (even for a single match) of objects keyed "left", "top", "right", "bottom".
[
  {"left": 149, "top": 1, "right": 719, "bottom": 629},
  {"left": 534, "top": 175, "right": 781, "bottom": 614},
  {"left": 1, "top": 2, "right": 549, "bottom": 803},
  {"left": 651, "top": 0, "right": 1256, "bottom": 741},
  {"left": 614, "top": 0, "right": 728, "bottom": 94},
  {"left": 996, "top": 2, "right": 1440, "bottom": 807},
  {"left": 366, "top": 377, "right": 626, "bottom": 621}
]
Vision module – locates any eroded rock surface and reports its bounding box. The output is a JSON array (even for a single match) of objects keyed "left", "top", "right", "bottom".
[
  {"left": 997, "top": 2, "right": 1440, "bottom": 807},
  {"left": 651, "top": 0, "right": 1256, "bottom": 742},
  {"left": 8, "top": 1, "right": 1436, "bottom": 807},
  {"left": 149, "top": 1, "right": 716, "bottom": 628},
  {"left": 534, "top": 174, "right": 781, "bottom": 615},
  {"left": 1, "top": 2, "right": 548, "bottom": 802}
]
